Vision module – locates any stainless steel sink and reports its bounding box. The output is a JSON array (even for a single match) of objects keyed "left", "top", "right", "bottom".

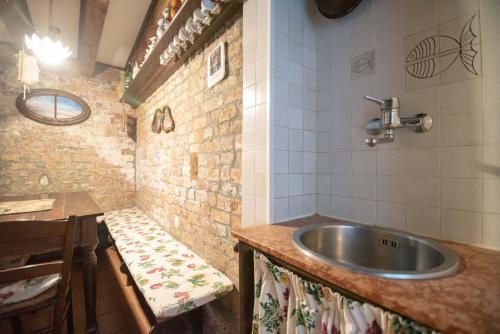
[{"left": 293, "top": 223, "right": 460, "bottom": 279}]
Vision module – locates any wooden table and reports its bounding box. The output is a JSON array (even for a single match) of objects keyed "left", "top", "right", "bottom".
[{"left": 0, "top": 191, "right": 103, "bottom": 334}]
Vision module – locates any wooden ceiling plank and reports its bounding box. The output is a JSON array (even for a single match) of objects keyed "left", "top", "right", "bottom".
[
  {"left": 0, "top": 0, "right": 34, "bottom": 50},
  {"left": 78, "top": 0, "right": 109, "bottom": 77},
  {"left": 126, "top": 0, "right": 159, "bottom": 67}
]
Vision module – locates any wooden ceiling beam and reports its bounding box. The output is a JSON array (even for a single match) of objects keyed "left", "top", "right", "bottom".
[
  {"left": 0, "top": 0, "right": 34, "bottom": 50},
  {"left": 78, "top": 0, "right": 109, "bottom": 76}
]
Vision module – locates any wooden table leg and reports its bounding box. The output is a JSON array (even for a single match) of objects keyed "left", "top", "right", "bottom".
[
  {"left": 80, "top": 244, "right": 99, "bottom": 334},
  {"left": 238, "top": 242, "right": 254, "bottom": 334}
]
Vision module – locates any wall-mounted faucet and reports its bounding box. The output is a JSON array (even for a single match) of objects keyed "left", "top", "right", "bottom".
[{"left": 363, "top": 96, "right": 433, "bottom": 147}]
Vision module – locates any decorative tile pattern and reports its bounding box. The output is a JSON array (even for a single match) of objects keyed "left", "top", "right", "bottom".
[
  {"left": 404, "top": 13, "right": 481, "bottom": 91},
  {"left": 351, "top": 49, "right": 375, "bottom": 79}
]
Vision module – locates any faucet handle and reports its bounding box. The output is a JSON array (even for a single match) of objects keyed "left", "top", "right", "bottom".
[{"left": 363, "top": 96, "right": 399, "bottom": 109}]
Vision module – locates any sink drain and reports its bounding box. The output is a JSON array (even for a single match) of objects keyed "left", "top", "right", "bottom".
[{"left": 380, "top": 237, "right": 399, "bottom": 250}]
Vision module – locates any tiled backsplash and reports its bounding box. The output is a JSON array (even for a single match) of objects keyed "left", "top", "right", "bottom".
[
  {"left": 242, "top": 0, "right": 499, "bottom": 250},
  {"left": 270, "top": 0, "right": 322, "bottom": 222},
  {"left": 314, "top": 0, "right": 500, "bottom": 250}
]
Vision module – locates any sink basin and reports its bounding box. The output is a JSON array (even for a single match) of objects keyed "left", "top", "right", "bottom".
[{"left": 293, "top": 223, "right": 460, "bottom": 279}]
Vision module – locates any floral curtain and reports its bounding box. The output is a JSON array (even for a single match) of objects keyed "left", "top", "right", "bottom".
[{"left": 252, "top": 252, "right": 436, "bottom": 334}]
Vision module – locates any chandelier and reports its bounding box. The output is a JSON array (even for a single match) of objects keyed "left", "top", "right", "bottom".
[{"left": 25, "top": 0, "right": 71, "bottom": 65}]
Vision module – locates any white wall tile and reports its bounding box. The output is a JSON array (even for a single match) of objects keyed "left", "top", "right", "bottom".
[
  {"left": 376, "top": 201, "right": 406, "bottom": 229},
  {"left": 303, "top": 173, "right": 316, "bottom": 195},
  {"left": 317, "top": 173, "right": 331, "bottom": 195},
  {"left": 483, "top": 213, "right": 500, "bottom": 250},
  {"left": 406, "top": 177, "right": 440, "bottom": 207},
  {"left": 331, "top": 196, "right": 352, "bottom": 219},
  {"left": 289, "top": 151, "right": 304, "bottom": 173},
  {"left": 440, "top": 79, "right": 482, "bottom": 115},
  {"left": 274, "top": 174, "right": 289, "bottom": 198},
  {"left": 303, "top": 152, "right": 316, "bottom": 173},
  {"left": 352, "top": 175, "right": 376, "bottom": 200},
  {"left": 406, "top": 148, "right": 440, "bottom": 177},
  {"left": 377, "top": 176, "right": 406, "bottom": 203},
  {"left": 274, "top": 150, "right": 288, "bottom": 174},
  {"left": 289, "top": 129, "right": 303, "bottom": 151},
  {"left": 406, "top": 205, "right": 440, "bottom": 237},
  {"left": 303, "top": 194, "right": 316, "bottom": 215},
  {"left": 331, "top": 174, "right": 352, "bottom": 196},
  {"left": 441, "top": 209, "right": 482, "bottom": 244},
  {"left": 274, "top": 126, "right": 288, "bottom": 150},
  {"left": 289, "top": 174, "right": 304, "bottom": 196},
  {"left": 332, "top": 151, "right": 352, "bottom": 174},
  {"left": 317, "top": 194, "right": 330, "bottom": 215},
  {"left": 441, "top": 178, "right": 482, "bottom": 212},
  {"left": 303, "top": 131, "right": 316, "bottom": 152},
  {"left": 274, "top": 197, "right": 289, "bottom": 221},
  {"left": 288, "top": 196, "right": 303, "bottom": 217},
  {"left": 402, "top": 0, "right": 437, "bottom": 35},
  {"left": 352, "top": 150, "right": 376, "bottom": 174},
  {"left": 484, "top": 179, "right": 500, "bottom": 214},
  {"left": 441, "top": 113, "right": 483, "bottom": 146},
  {"left": 377, "top": 149, "right": 405, "bottom": 176},
  {"left": 352, "top": 198, "right": 376, "bottom": 224},
  {"left": 437, "top": 0, "right": 478, "bottom": 23},
  {"left": 484, "top": 145, "right": 500, "bottom": 179},
  {"left": 441, "top": 146, "right": 483, "bottom": 178}
]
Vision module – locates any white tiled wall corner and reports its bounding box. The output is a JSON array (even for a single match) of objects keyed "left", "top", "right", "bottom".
[
  {"left": 269, "top": 0, "right": 323, "bottom": 223},
  {"left": 242, "top": 0, "right": 271, "bottom": 227}
]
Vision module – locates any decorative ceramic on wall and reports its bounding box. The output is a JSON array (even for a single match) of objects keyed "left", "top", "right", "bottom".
[
  {"left": 351, "top": 49, "right": 375, "bottom": 79},
  {"left": 404, "top": 13, "right": 481, "bottom": 92}
]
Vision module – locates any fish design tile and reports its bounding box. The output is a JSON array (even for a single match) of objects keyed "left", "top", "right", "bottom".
[
  {"left": 351, "top": 49, "right": 375, "bottom": 79},
  {"left": 405, "top": 15, "right": 479, "bottom": 79}
]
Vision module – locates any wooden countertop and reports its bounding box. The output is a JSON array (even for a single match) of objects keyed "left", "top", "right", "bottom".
[{"left": 232, "top": 215, "right": 500, "bottom": 334}]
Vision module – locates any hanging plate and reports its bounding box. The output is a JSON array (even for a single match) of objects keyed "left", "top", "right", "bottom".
[{"left": 315, "top": 0, "right": 362, "bottom": 19}]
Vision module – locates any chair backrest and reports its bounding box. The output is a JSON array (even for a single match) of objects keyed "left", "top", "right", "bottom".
[{"left": 0, "top": 216, "right": 77, "bottom": 322}]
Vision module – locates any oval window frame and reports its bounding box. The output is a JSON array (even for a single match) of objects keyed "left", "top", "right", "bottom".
[{"left": 16, "top": 89, "right": 91, "bottom": 126}]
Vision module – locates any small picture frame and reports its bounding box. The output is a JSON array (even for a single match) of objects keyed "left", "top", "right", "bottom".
[{"left": 207, "top": 42, "right": 226, "bottom": 88}]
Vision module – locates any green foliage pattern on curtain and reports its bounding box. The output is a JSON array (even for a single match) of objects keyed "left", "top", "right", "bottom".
[{"left": 252, "top": 252, "right": 437, "bottom": 334}]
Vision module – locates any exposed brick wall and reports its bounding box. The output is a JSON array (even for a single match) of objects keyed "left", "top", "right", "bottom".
[
  {"left": 135, "top": 11, "right": 243, "bottom": 333},
  {"left": 0, "top": 61, "right": 136, "bottom": 211}
]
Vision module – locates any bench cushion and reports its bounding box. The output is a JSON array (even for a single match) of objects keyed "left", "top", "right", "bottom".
[{"left": 104, "top": 208, "right": 233, "bottom": 320}]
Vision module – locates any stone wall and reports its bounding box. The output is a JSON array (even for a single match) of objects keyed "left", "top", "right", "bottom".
[
  {"left": 135, "top": 11, "right": 243, "bottom": 333},
  {"left": 0, "top": 59, "right": 135, "bottom": 211}
]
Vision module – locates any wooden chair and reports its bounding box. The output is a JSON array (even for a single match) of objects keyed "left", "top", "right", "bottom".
[{"left": 0, "top": 216, "right": 77, "bottom": 334}]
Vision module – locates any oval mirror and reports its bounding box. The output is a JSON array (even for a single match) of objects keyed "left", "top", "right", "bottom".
[{"left": 16, "top": 89, "right": 91, "bottom": 126}]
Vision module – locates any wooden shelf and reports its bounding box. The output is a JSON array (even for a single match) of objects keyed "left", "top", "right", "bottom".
[{"left": 122, "top": 0, "right": 242, "bottom": 108}]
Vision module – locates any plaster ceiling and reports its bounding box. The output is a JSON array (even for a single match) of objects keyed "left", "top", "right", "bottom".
[
  {"left": 97, "top": 0, "right": 151, "bottom": 68},
  {"left": 0, "top": 0, "right": 151, "bottom": 69}
]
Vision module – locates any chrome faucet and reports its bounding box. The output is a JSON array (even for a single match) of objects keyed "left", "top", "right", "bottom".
[{"left": 363, "top": 96, "right": 433, "bottom": 147}]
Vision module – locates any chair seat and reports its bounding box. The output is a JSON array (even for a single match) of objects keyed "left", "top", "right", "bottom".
[
  {"left": 0, "top": 285, "right": 58, "bottom": 316},
  {"left": 0, "top": 274, "right": 60, "bottom": 308},
  {"left": 104, "top": 208, "right": 233, "bottom": 320}
]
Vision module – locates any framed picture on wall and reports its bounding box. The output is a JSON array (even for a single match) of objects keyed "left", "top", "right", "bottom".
[{"left": 207, "top": 42, "right": 226, "bottom": 88}]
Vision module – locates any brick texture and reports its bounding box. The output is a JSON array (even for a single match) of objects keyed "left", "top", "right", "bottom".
[
  {"left": 135, "top": 11, "right": 243, "bottom": 334},
  {"left": 0, "top": 61, "right": 136, "bottom": 211}
]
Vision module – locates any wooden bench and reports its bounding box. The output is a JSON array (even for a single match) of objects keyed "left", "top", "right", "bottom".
[{"left": 103, "top": 208, "right": 233, "bottom": 334}]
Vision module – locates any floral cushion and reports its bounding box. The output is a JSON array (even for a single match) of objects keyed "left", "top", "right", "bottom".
[
  {"left": 104, "top": 208, "right": 233, "bottom": 320},
  {"left": 0, "top": 274, "right": 60, "bottom": 306}
]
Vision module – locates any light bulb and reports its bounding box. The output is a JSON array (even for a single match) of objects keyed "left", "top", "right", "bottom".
[{"left": 24, "top": 33, "right": 72, "bottom": 65}]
